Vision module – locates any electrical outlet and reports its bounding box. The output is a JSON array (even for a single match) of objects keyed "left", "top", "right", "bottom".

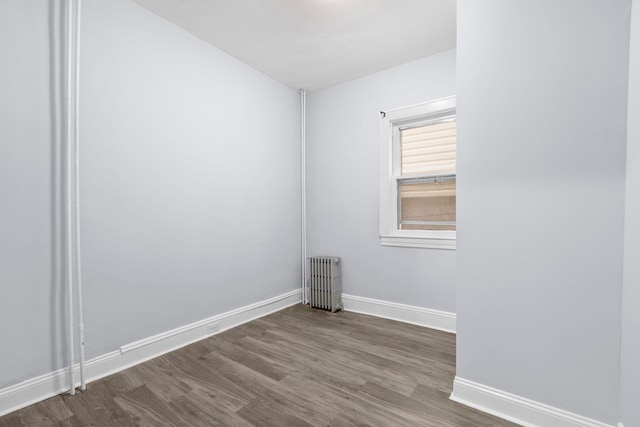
[{"left": 206, "top": 322, "right": 220, "bottom": 335}]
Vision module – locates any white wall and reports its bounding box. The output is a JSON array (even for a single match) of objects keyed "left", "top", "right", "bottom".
[
  {"left": 621, "top": 1, "right": 640, "bottom": 426},
  {"left": 0, "top": 0, "right": 65, "bottom": 388},
  {"left": 0, "top": 0, "right": 301, "bottom": 388},
  {"left": 79, "top": 0, "right": 301, "bottom": 358},
  {"left": 456, "top": 0, "right": 630, "bottom": 424},
  {"left": 306, "top": 50, "right": 457, "bottom": 312}
]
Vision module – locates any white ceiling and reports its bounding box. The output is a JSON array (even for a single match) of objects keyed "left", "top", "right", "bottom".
[{"left": 131, "top": 0, "right": 456, "bottom": 92}]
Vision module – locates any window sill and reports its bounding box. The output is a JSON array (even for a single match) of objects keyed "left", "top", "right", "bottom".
[{"left": 380, "top": 235, "right": 456, "bottom": 250}]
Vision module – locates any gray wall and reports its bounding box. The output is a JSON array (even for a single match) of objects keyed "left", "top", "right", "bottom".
[
  {"left": 79, "top": 0, "right": 301, "bottom": 358},
  {"left": 621, "top": 1, "right": 640, "bottom": 425},
  {"left": 0, "top": 0, "right": 65, "bottom": 388},
  {"left": 306, "top": 50, "right": 457, "bottom": 312},
  {"left": 456, "top": 0, "right": 630, "bottom": 424},
  {"left": 0, "top": 0, "right": 301, "bottom": 388}
]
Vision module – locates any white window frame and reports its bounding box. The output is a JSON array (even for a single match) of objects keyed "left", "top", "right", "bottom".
[{"left": 379, "top": 96, "right": 456, "bottom": 250}]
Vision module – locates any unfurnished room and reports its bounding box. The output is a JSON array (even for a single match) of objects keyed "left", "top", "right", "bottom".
[{"left": 1, "top": 0, "right": 639, "bottom": 426}]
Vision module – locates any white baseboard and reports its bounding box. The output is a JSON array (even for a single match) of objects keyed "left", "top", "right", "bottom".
[
  {"left": 450, "top": 376, "right": 616, "bottom": 427},
  {"left": 0, "top": 289, "right": 301, "bottom": 417},
  {"left": 342, "top": 294, "right": 456, "bottom": 333}
]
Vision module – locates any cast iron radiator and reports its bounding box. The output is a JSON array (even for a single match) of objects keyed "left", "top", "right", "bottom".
[{"left": 307, "top": 256, "right": 343, "bottom": 313}]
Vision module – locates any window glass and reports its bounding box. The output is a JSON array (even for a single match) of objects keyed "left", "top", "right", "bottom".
[{"left": 398, "top": 179, "right": 456, "bottom": 231}]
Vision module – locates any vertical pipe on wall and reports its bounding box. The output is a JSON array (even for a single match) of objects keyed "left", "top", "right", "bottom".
[
  {"left": 300, "top": 89, "right": 307, "bottom": 304},
  {"left": 64, "top": 0, "right": 75, "bottom": 396},
  {"left": 63, "top": 0, "right": 86, "bottom": 395},
  {"left": 73, "top": 0, "right": 86, "bottom": 392}
]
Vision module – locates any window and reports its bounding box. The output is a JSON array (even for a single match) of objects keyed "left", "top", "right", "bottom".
[{"left": 379, "top": 96, "right": 456, "bottom": 249}]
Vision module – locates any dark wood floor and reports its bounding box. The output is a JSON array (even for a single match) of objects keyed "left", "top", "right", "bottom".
[{"left": 0, "top": 305, "right": 519, "bottom": 426}]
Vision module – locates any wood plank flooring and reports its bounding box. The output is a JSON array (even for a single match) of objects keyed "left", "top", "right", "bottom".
[{"left": 0, "top": 305, "right": 520, "bottom": 426}]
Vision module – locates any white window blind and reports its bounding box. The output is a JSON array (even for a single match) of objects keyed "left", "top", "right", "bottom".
[{"left": 400, "top": 119, "right": 456, "bottom": 176}]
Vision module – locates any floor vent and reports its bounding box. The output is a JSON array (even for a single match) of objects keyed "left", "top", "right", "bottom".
[{"left": 308, "top": 256, "right": 343, "bottom": 313}]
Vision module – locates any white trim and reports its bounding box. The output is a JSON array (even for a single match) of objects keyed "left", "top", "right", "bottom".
[
  {"left": 0, "top": 289, "right": 301, "bottom": 417},
  {"left": 380, "top": 236, "right": 456, "bottom": 250},
  {"left": 450, "top": 376, "right": 617, "bottom": 427},
  {"left": 379, "top": 96, "right": 457, "bottom": 250},
  {"left": 342, "top": 294, "right": 456, "bottom": 333}
]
